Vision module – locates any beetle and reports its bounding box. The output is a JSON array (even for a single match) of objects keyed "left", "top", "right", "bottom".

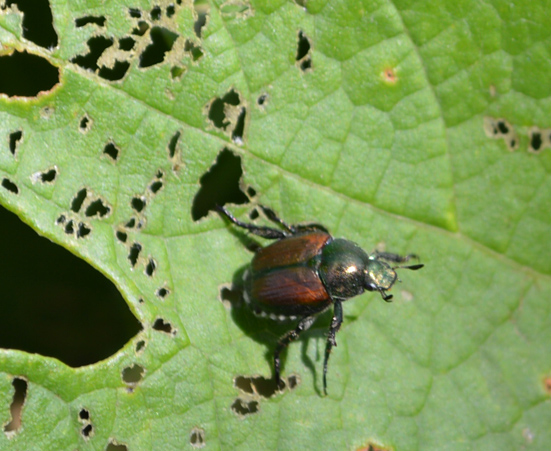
[{"left": 216, "top": 205, "right": 423, "bottom": 395}]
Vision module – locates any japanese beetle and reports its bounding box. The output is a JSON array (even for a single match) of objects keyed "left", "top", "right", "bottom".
[{"left": 217, "top": 205, "right": 423, "bottom": 395}]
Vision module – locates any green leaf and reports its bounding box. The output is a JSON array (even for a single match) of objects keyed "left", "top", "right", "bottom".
[{"left": 1, "top": 0, "right": 550, "bottom": 450}]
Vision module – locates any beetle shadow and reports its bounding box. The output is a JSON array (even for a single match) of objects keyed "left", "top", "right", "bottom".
[{"left": 220, "top": 263, "right": 333, "bottom": 396}]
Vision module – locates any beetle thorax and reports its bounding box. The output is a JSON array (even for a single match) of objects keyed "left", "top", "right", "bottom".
[{"left": 318, "top": 238, "right": 369, "bottom": 300}]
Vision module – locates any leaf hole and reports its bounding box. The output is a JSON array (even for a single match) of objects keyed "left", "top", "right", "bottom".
[
  {"left": 257, "top": 94, "right": 267, "bottom": 107},
  {"left": 79, "top": 115, "right": 92, "bottom": 133},
  {"left": 168, "top": 131, "right": 181, "bottom": 158},
  {"left": 4, "top": 0, "right": 58, "bottom": 48},
  {"left": 128, "top": 8, "right": 141, "bottom": 18},
  {"left": 122, "top": 363, "right": 145, "bottom": 384},
  {"left": 98, "top": 61, "right": 130, "bottom": 82},
  {"left": 64, "top": 219, "right": 75, "bottom": 234},
  {"left": 0, "top": 51, "right": 59, "bottom": 97},
  {"left": 139, "top": 26, "right": 179, "bottom": 68},
  {"left": 150, "top": 5, "right": 162, "bottom": 20},
  {"left": 207, "top": 89, "right": 241, "bottom": 130},
  {"left": 184, "top": 39, "right": 204, "bottom": 61},
  {"left": 136, "top": 340, "right": 145, "bottom": 353},
  {"left": 153, "top": 318, "right": 174, "bottom": 334},
  {"left": 75, "top": 15, "right": 106, "bottom": 27},
  {"left": 128, "top": 242, "right": 142, "bottom": 267},
  {"left": 0, "top": 207, "right": 142, "bottom": 366},
  {"left": 191, "top": 148, "right": 248, "bottom": 221},
  {"left": 71, "top": 188, "right": 88, "bottom": 213},
  {"left": 166, "top": 4, "right": 176, "bottom": 18},
  {"left": 296, "top": 30, "right": 312, "bottom": 71},
  {"left": 156, "top": 287, "right": 170, "bottom": 298},
  {"left": 71, "top": 36, "right": 114, "bottom": 72},
  {"left": 230, "top": 398, "right": 259, "bottom": 417},
  {"left": 193, "top": 1, "right": 209, "bottom": 38},
  {"left": 85, "top": 199, "right": 111, "bottom": 218},
  {"left": 145, "top": 258, "right": 156, "bottom": 276},
  {"left": 2, "top": 178, "right": 19, "bottom": 194},
  {"left": 77, "top": 222, "right": 91, "bottom": 238},
  {"left": 149, "top": 180, "right": 163, "bottom": 194},
  {"left": 103, "top": 142, "right": 120, "bottom": 161},
  {"left": 106, "top": 439, "right": 128, "bottom": 451},
  {"left": 119, "top": 37, "right": 136, "bottom": 51},
  {"left": 32, "top": 167, "right": 57, "bottom": 184},
  {"left": 170, "top": 66, "right": 186, "bottom": 79},
  {"left": 78, "top": 409, "right": 90, "bottom": 421},
  {"left": 232, "top": 107, "right": 246, "bottom": 145},
  {"left": 234, "top": 375, "right": 289, "bottom": 398},
  {"left": 3, "top": 377, "right": 27, "bottom": 435},
  {"left": 190, "top": 427, "right": 206, "bottom": 448},
  {"left": 131, "top": 196, "right": 146, "bottom": 213},
  {"left": 81, "top": 423, "right": 93, "bottom": 439},
  {"left": 9, "top": 130, "right": 23, "bottom": 155},
  {"left": 132, "top": 20, "right": 150, "bottom": 36},
  {"left": 116, "top": 230, "right": 128, "bottom": 243},
  {"left": 126, "top": 218, "right": 136, "bottom": 228}
]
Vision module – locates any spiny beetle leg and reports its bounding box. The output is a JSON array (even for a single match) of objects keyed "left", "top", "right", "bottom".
[
  {"left": 258, "top": 205, "right": 297, "bottom": 234},
  {"left": 323, "top": 299, "right": 343, "bottom": 396},
  {"left": 274, "top": 316, "right": 316, "bottom": 389},
  {"left": 215, "top": 205, "right": 287, "bottom": 239}
]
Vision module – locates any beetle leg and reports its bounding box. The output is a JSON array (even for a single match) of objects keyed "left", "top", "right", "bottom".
[
  {"left": 258, "top": 205, "right": 297, "bottom": 234},
  {"left": 215, "top": 205, "right": 287, "bottom": 239},
  {"left": 323, "top": 299, "right": 343, "bottom": 396},
  {"left": 274, "top": 316, "right": 316, "bottom": 390}
]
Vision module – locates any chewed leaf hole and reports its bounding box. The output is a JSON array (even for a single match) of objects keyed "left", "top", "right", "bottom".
[
  {"left": 234, "top": 374, "right": 297, "bottom": 398},
  {"left": 168, "top": 131, "right": 181, "bottom": 158},
  {"left": 9, "top": 130, "right": 23, "bottom": 155},
  {"left": 8, "top": 0, "right": 58, "bottom": 49},
  {"left": 135, "top": 340, "right": 145, "bottom": 353},
  {"left": 191, "top": 148, "right": 248, "bottom": 220},
  {"left": 71, "top": 188, "right": 87, "bottom": 212},
  {"left": 128, "top": 242, "right": 142, "bottom": 267},
  {"left": 103, "top": 142, "right": 120, "bottom": 161},
  {"left": 145, "top": 258, "right": 156, "bottom": 276},
  {"left": 129, "top": 8, "right": 141, "bottom": 18},
  {"left": 79, "top": 409, "right": 90, "bottom": 421},
  {"left": 153, "top": 318, "right": 174, "bottom": 335},
  {"left": 81, "top": 423, "right": 93, "bottom": 439},
  {"left": 483, "top": 117, "right": 518, "bottom": 151},
  {"left": 116, "top": 230, "right": 128, "bottom": 243},
  {"left": 231, "top": 398, "right": 259, "bottom": 417},
  {"left": 79, "top": 115, "right": 92, "bottom": 133},
  {"left": 71, "top": 36, "right": 114, "bottom": 72},
  {"left": 149, "top": 180, "right": 163, "bottom": 194},
  {"left": 131, "top": 196, "right": 146, "bottom": 213},
  {"left": 119, "top": 37, "right": 136, "bottom": 51},
  {"left": 31, "top": 167, "right": 57, "bottom": 184},
  {"left": 2, "top": 178, "right": 19, "bottom": 194},
  {"left": 3, "top": 377, "right": 27, "bottom": 435},
  {"left": 167, "top": 4, "right": 176, "bottom": 18},
  {"left": 190, "top": 427, "right": 206, "bottom": 448},
  {"left": 122, "top": 363, "right": 145, "bottom": 384},
  {"left": 528, "top": 127, "right": 551, "bottom": 153},
  {"left": 156, "top": 287, "right": 170, "bottom": 298},
  {"left": 208, "top": 89, "right": 240, "bottom": 130},
  {"left": 184, "top": 39, "right": 204, "bottom": 61},
  {"left": 150, "top": 5, "right": 162, "bottom": 20},
  {"left": 85, "top": 199, "right": 111, "bottom": 218},
  {"left": 0, "top": 51, "right": 59, "bottom": 97},
  {"left": 296, "top": 30, "right": 312, "bottom": 71},
  {"left": 75, "top": 15, "right": 106, "bottom": 27},
  {"left": 193, "top": 1, "right": 209, "bottom": 38},
  {"left": 139, "top": 26, "right": 179, "bottom": 68},
  {"left": 0, "top": 206, "right": 142, "bottom": 366},
  {"left": 106, "top": 440, "right": 128, "bottom": 451}
]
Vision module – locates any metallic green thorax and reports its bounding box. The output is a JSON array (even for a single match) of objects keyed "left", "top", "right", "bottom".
[{"left": 318, "top": 238, "right": 397, "bottom": 300}]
